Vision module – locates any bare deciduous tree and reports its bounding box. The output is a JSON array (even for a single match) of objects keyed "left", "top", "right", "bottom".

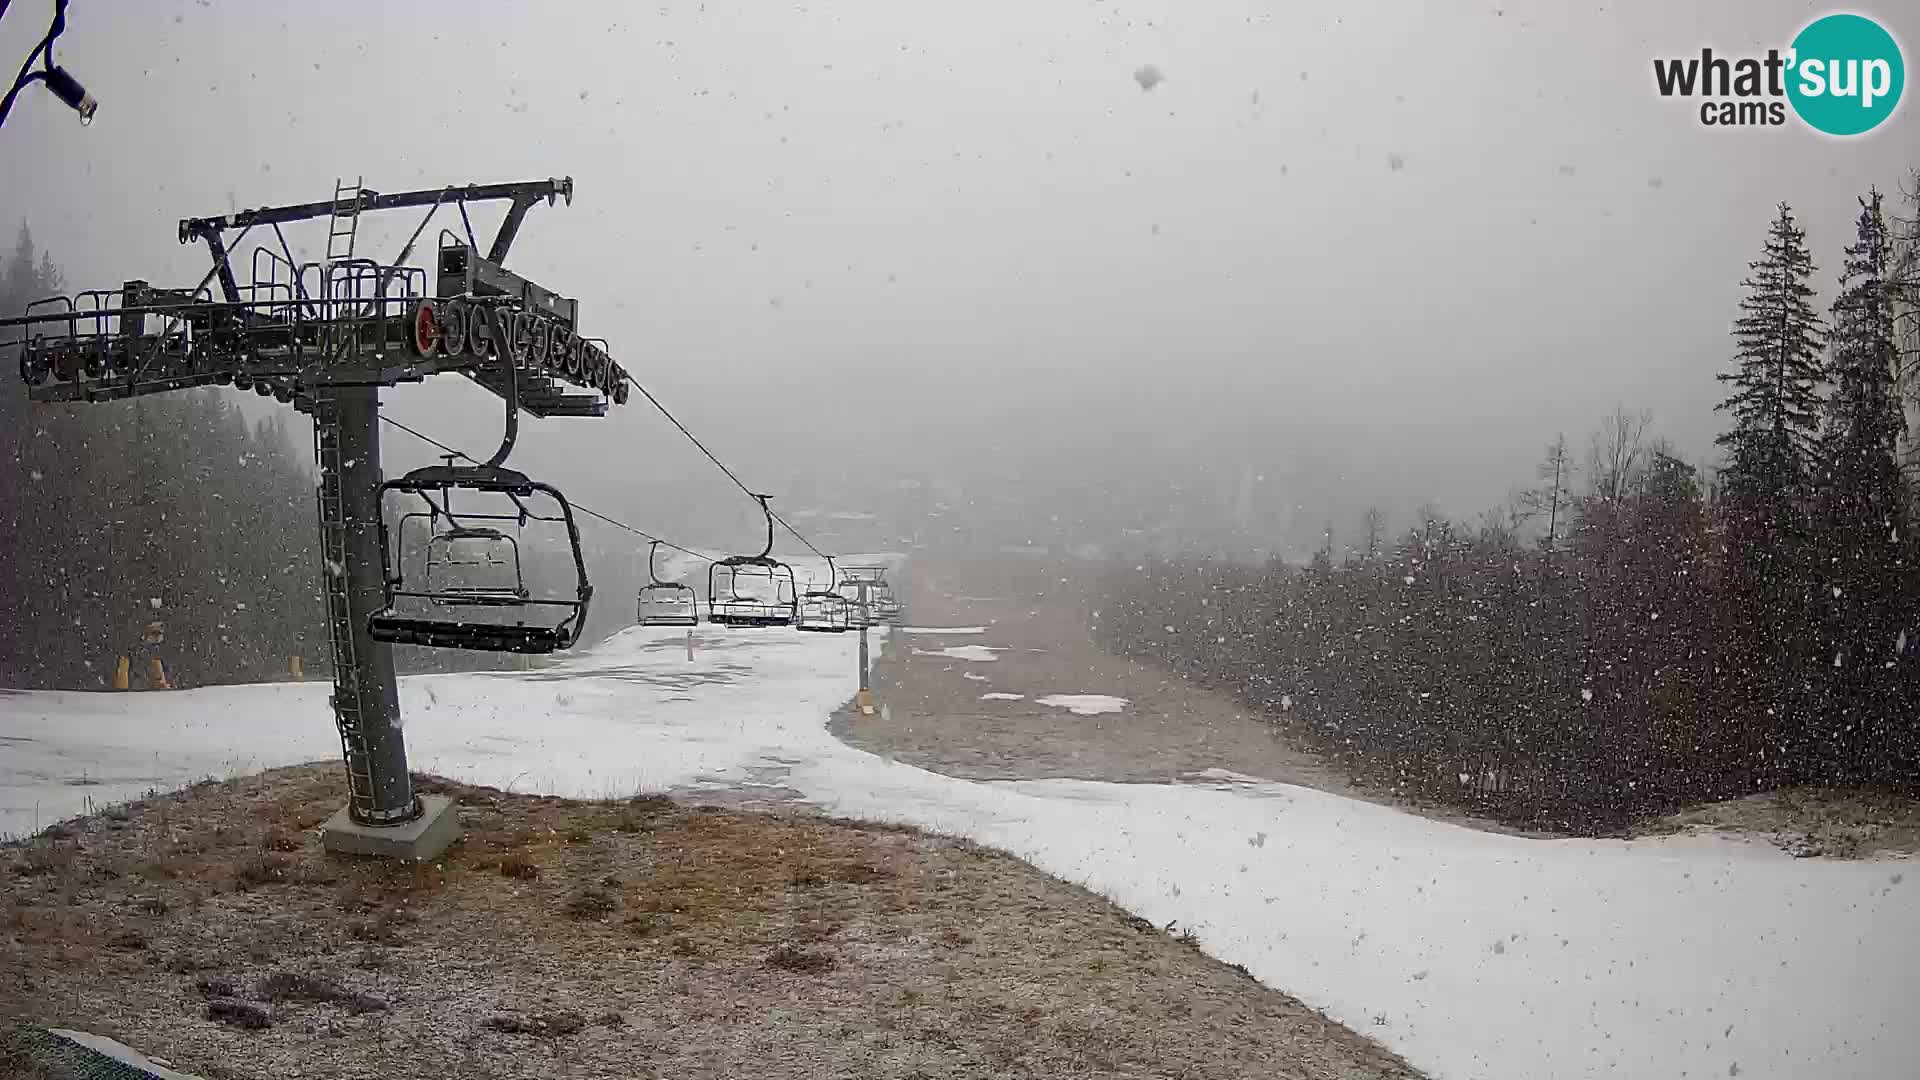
[{"left": 1588, "top": 405, "right": 1653, "bottom": 504}]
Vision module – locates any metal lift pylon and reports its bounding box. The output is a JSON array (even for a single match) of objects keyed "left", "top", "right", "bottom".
[{"left": 3, "top": 174, "right": 631, "bottom": 861}]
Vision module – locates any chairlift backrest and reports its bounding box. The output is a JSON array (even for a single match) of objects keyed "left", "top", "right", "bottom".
[{"left": 423, "top": 525, "right": 527, "bottom": 604}]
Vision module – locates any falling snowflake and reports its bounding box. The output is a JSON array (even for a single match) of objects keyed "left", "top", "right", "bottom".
[
  {"left": 1580, "top": 688, "right": 1594, "bottom": 703},
  {"left": 1403, "top": 575, "right": 1416, "bottom": 585},
  {"left": 30, "top": 470, "right": 44, "bottom": 481},
  {"left": 1134, "top": 64, "right": 1165, "bottom": 91}
]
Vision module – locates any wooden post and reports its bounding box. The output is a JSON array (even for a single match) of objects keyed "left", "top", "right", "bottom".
[
  {"left": 113, "top": 656, "right": 130, "bottom": 691},
  {"left": 146, "top": 658, "right": 171, "bottom": 690},
  {"left": 289, "top": 655, "right": 304, "bottom": 679}
]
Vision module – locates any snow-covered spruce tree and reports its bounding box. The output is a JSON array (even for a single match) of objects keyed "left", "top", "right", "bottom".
[
  {"left": 1711, "top": 203, "right": 1826, "bottom": 786},
  {"left": 1815, "top": 190, "right": 1912, "bottom": 782}
]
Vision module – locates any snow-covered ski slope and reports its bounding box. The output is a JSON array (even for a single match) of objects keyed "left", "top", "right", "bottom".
[{"left": 3, "top": 624, "right": 1914, "bottom": 1080}]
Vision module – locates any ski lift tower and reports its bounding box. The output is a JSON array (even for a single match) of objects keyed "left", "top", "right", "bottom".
[{"left": 3, "top": 176, "right": 631, "bottom": 860}]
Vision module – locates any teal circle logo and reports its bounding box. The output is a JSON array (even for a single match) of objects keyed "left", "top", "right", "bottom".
[{"left": 1786, "top": 13, "right": 1904, "bottom": 136}]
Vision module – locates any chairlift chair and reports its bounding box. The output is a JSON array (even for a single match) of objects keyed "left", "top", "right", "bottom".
[
  {"left": 869, "top": 581, "right": 903, "bottom": 623},
  {"left": 795, "top": 556, "right": 852, "bottom": 633},
  {"left": 370, "top": 462, "right": 593, "bottom": 653},
  {"left": 636, "top": 540, "right": 699, "bottom": 627},
  {"left": 838, "top": 565, "right": 901, "bottom": 625},
  {"left": 708, "top": 495, "right": 798, "bottom": 627}
]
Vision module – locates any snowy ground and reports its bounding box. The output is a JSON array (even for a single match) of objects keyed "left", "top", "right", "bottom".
[{"left": 3, "top": 626, "right": 1916, "bottom": 1080}]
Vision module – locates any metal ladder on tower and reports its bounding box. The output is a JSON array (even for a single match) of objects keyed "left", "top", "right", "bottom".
[
  {"left": 321, "top": 176, "right": 366, "bottom": 362},
  {"left": 327, "top": 176, "right": 364, "bottom": 265},
  {"left": 313, "top": 400, "right": 376, "bottom": 820}
]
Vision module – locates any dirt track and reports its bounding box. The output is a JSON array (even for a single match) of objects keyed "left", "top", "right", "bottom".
[
  {"left": 834, "top": 555, "right": 1538, "bottom": 837},
  {"left": 834, "top": 555, "right": 1362, "bottom": 791}
]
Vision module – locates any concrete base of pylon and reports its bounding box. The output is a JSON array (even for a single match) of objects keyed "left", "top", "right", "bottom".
[{"left": 320, "top": 794, "right": 460, "bottom": 862}]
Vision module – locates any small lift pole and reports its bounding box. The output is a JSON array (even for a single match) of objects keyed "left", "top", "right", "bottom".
[{"left": 856, "top": 581, "right": 874, "bottom": 715}]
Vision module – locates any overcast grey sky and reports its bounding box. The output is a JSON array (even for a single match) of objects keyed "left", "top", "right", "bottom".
[{"left": 3, "top": 0, "right": 1914, "bottom": 551}]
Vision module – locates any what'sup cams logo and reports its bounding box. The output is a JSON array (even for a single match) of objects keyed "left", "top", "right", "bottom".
[{"left": 1654, "top": 12, "right": 1904, "bottom": 135}]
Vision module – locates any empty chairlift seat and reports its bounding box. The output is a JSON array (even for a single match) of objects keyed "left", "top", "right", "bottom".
[
  {"left": 837, "top": 565, "right": 901, "bottom": 625},
  {"left": 636, "top": 540, "right": 699, "bottom": 627},
  {"left": 707, "top": 494, "right": 798, "bottom": 628},
  {"left": 369, "top": 462, "right": 593, "bottom": 654},
  {"left": 795, "top": 557, "right": 852, "bottom": 633}
]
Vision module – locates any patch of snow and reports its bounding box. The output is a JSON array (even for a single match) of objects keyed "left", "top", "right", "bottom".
[
  {"left": 912, "top": 645, "right": 1000, "bottom": 662},
  {"left": 1036, "top": 694, "right": 1128, "bottom": 716},
  {"left": 47, "top": 1030, "right": 204, "bottom": 1080},
  {"left": 962, "top": 672, "right": 989, "bottom": 682},
  {"left": 1188, "top": 767, "right": 1272, "bottom": 786},
  {"left": 980, "top": 692, "right": 1024, "bottom": 701},
  {"left": 900, "top": 626, "right": 988, "bottom": 635}
]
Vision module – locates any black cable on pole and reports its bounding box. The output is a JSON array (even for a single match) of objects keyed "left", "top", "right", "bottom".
[
  {"left": 0, "top": 0, "right": 94, "bottom": 131},
  {"left": 0, "top": 1, "right": 59, "bottom": 129},
  {"left": 375, "top": 413, "right": 715, "bottom": 564},
  {"left": 618, "top": 372, "right": 831, "bottom": 561}
]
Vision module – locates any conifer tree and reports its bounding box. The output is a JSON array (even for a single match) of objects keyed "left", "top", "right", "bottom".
[
  {"left": 1821, "top": 190, "right": 1906, "bottom": 531},
  {"left": 1814, "top": 190, "right": 1911, "bottom": 780},
  {"left": 1711, "top": 203, "right": 1828, "bottom": 784},
  {"left": 1715, "top": 203, "right": 1827, "bottom": 560}
]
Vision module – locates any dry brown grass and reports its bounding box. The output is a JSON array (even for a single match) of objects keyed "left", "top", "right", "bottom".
[
  {"left": 621, "top": 810, "right": 909, "bottom": 930},
  {"left": 230, "top": 853, "right": 292, "bottom": 891},
  {"left": 0, "top": 764, "right": 1425, "bottom": 1080}
]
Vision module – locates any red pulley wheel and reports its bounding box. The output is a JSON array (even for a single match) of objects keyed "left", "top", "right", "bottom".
[{"left": 409, "top": 299, "right": 441, "bottom": 357}]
